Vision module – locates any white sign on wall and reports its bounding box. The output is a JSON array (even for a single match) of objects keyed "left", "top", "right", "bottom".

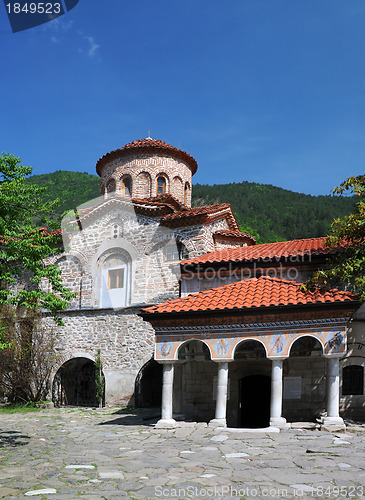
[{"left": 283, "top": 376, "right": 302, "bottom": 399}]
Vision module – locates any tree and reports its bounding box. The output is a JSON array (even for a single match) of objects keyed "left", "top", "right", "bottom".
[
  {"left": 0, "top": 307, "right": 59, "bottom": 402},
  {"left": 95, "top": 349, "right": 104, "bottom": 408},
  {"left": 0, "top": 153, "right": 75, "bottom": 348},
  {"left": 308, "top": 175, "right": 365, "bottom": 299}
]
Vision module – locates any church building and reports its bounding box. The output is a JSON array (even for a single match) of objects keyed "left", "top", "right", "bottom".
[{"left": 49, "top": 137, "right": 365, "bottom": 429}]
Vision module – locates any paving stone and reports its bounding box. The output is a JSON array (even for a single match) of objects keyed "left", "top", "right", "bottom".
[
  {"left": 1, "top": 409, "right": 365, "bottom": 499},
  {"left": 24, "top": 488, "right": 57, "bottom": 496}
]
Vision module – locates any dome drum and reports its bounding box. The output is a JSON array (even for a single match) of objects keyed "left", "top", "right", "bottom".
[{"left": 96, "top": 139, "right": 196, "bottom": 206}]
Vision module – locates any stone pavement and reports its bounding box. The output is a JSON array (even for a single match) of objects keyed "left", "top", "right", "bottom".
[{"left": 0, "top": 407, "right": 365, "bottom": 500}]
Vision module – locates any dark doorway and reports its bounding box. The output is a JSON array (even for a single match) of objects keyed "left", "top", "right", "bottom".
[
  {"left": 239, "top": 375, "right": 271, "bottom": 428},
  {"left": 53, "top": 358, "right": 103, "bottom": 407},
  {"left": 135, "top": 359, "right": 163, "bottom": 407}
]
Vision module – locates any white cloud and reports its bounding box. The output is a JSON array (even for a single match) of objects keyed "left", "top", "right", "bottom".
[
  {"left": 85, "top": 36, "right": 100, "bottom": 58},
  {"left": 43, "top": 18, "right": 74, "bottom": 32}
]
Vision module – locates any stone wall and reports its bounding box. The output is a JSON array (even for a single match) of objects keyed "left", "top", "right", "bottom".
[
  {"left": 100, "top": 154, "right": 193, "bottom": 206},
  {"left": 45, "top": 307, "right": 155, "bottom": 405}
]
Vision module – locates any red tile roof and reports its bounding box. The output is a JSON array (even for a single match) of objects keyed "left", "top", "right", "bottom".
[
  {"left": 143, "top": 193, "right": 188, "bottom": 212},
  {"left": 143, "top": 276, "right": 358, "bottom": 314},
  {"left": 69, "top": 195, "right": 175, "bottom": 219},
  {"left": 182, "top": 237, "right": 333, "bottom": 265},
  {"left": 214, "top": 229, "right": 256, "bottom": 244},
  {"left": 160, "top": 203, "right": 240, "bottom": 231},
  {"left": 96, "top": 138, "right": 198, "bottom": 176}
]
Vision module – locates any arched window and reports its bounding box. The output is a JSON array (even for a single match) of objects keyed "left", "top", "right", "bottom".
[
  {"left": 122, "top": 177, "right": 132, "bottom": 196},
  {"left": 157, "top": 176, "right": 166, "bottom": 195},
  {"left": 342, "top": 365, "right": 364, "bottom": 395},
  {"left": 184, "top": 183, "right": 190, "bottom": 205},
  {"left": 106, "top": 179, "right": 116, "bottom": 194},
  {"left": 100, "top": 253, "right": 130, "bottom": 308}
]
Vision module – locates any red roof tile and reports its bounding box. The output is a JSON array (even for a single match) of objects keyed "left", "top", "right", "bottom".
[
  {"left": 182, "top": 237, "right": 333, "bottom": 265},
  {"left": 214, "top": 229, "right": 256, "bottom": 244},
  {"left": 143, "top": 276, "right": 358, "bottom": 314},
  {"left": 160, "top": 203, "right": 240, "bottom": 230},
  {"left": 96, "top": 138, "right": 198, "bottom": 176}
]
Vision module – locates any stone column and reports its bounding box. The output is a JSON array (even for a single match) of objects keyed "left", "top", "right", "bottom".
[
  {"left": 209, "top": 362, "right": 229, "bottom": 428},
  {"left": 323, "top": 357, "right": 345, "bottom": 428},
  {"left": 156, "top": 363, "right": 176, "bottom": 428},
  {"left": 270, "top": 358, "right": 287, "bottom": 428}
]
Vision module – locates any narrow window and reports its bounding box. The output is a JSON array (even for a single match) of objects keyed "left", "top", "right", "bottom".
[
  {"left": 122, "top": 177, "right": 132, "bottom": 196},
  {"left": 342, "top": 365, "right": 364, "bottom": 395},
  {"left": 164, "top": 241, "right": 188, "bottom": 261},
  {"left": 157, "top": 176, "right": 166, "bottom": 195},
  {"left": 108, "top": 268, "right": 124, "bottom": 289},
  {"left": 184, "top": 183, "right": 189, "bottom": 204}
]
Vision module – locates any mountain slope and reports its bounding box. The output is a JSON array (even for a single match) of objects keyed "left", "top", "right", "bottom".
[{"left": 27, "top": 171, "right": 357, "bottom": 243}]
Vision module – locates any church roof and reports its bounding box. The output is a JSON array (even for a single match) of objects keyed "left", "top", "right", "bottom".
[
  {"left": 96, "top": 138, "right": 198, "bottom": 176},
  {"left": 142, "top": 276, "right": 359, "bottom": 315},
  {"left": 213, "top": 229, "right": 256, "bottom": 244},
  {"left": 160, "top": 203, "right": 240, "bottom": 231},
  {"left": 182, "top": 237, "right": 333, "bottom": 265}
]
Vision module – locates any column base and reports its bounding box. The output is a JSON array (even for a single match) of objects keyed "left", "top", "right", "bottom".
[
  {"left": 270, "top": 416, "right": 289, "bottom": 429},
  {"left": 321, "top": 416, "right": 345, "bottom": 432},
  {"left": 208, "top": 418, "right": 227, "bottom": 428},
  {"left": 155, "top": 419, "right": 177, "bottom": 429}
]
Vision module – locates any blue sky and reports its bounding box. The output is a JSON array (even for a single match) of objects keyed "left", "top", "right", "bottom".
[{"left": 1, "top": 0, "right": 364, "bottom": 195}]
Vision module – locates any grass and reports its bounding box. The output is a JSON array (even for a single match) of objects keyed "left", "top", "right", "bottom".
[{"left": 0, "top": 402, "right": 42, "bottom": 414}]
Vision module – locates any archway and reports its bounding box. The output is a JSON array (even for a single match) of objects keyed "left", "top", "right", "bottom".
[
  {"left": 53, "top": 358, "right": 104, "bottom": 407},
  {"left": 135, "top": 359, "right": 163, "bottom": 407},
  {"left": 239, "top": 374, "right": 271, "bottom": 428},
  {"left": 234, "top": 340, "right": 270, "bottom": 428},
  {"left": 283, "top": 335, "right": 325, "bottom": 422},
  {"left": 176, "top": 340, "right": 215, "bottom": 421}
]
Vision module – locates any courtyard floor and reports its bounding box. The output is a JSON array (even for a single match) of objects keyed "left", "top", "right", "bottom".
[{"left": 0, "top": 407, "right": 365, "bottom": 500}]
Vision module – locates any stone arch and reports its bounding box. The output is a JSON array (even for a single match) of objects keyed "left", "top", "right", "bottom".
[
  {"left": 120, "top": 174, "right": 133, "bottom": 197},
  {"left": 95, "top": 247, "right": 133, "bottom": 308},
  {"left": 177, "top": 339, "right": 212, "bottom": 360},
  {"left": 155, "top": 173, "right": 169, "bottom": 195},
  {"left": 288, "top": 335, "right": 325, "bottom": 357},
  {"left": 172, "top": 176, "right": 183, "bottom": 200},
  {"left": 106, "top": 178, "right": 116, "bottom": 195},
  {"left": 184, "top": 181, "right": 191, "bottom": 206},
  {"left": 233, "top": 338, "right": 268, "bottom": 359},
  {"left": 136, "top": 171, "right": 152, "bottom": 198},
  {"left": 134, "top": 358, "right": 163, "bottom": 407},
  {"left": 101, "top": 183, "right": 105, "bottom": 196},
  {"left": 52, "top": 356, "right": 105, "bottom": 407}
]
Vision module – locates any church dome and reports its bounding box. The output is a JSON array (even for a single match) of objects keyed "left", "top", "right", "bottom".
[
  {"left": 96, "top": 138, "right": 197, "bottom": 207},
  {"left": 96, "top": 138, "right": 198, "bottom": 176}
]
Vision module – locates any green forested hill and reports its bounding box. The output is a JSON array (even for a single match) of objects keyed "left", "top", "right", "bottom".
[
  {"left": 192, "top": 182, "right": 357, "bottom": 242},
  {"left": 27, "top": 171, "right": 100, "bottom": 219},
  {"left": 27, "top": 171, "right": 357, "bottom": 243}
]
